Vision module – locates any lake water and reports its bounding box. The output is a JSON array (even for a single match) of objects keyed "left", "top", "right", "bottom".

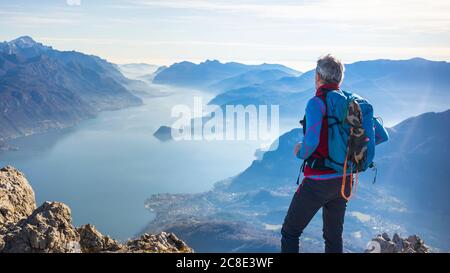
[{"left": 0, "top": 85, "right": 296, "bottom": 240}]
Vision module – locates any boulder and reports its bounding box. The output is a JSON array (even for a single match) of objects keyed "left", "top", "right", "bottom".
[
  {"left": 77, "top": 224, "right": 123, "bottom": 253},
  {"left": 2, "top": 201, "right": 80, "bottom": 253},
  {"left": 0, "top": 166, "right": 36, "bottom": 225},
  {"left": 126, "top": 232, "right": 193, "bottom": 253}
]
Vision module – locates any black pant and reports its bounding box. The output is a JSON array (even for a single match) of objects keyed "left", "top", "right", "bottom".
[{"left": 281, "top": 176, "right": 350, "bottom": 253}]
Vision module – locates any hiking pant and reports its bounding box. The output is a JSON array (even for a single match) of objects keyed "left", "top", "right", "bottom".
[{"left": 281, "top": 176, "right": 351, "bottom": 253}]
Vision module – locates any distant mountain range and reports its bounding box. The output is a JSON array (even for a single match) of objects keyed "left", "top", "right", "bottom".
[
  {"left": 144, "top": 109, "right": 450, "bottom": 252},
  {"left": 0, "top": 36, "right": 142, "bottom": 141},
  {"left": 210, "top": 69, "right": 294, "bottom": 92},
  {"left": 152, "top": 59, "right": 301, "bottom": 91},
  {"left": 208, "top": 58, "right": 450, "bottom": 124}
]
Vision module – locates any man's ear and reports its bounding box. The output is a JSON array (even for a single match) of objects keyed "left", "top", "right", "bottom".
[{"left": 315, "top": 72, "right": 321, "bottom": 82}]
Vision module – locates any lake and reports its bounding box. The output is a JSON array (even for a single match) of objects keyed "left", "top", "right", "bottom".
[{"left": 0, "top": 84, "right": 296, "bottom": 240}]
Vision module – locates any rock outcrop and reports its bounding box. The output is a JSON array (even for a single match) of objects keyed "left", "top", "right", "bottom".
[
  {"left": 77, "top": 224, "right": 123, "bottom": 253},
  {"left": 126, "top": 232, "right": 192, "bottom": 253},
  {"left": 0, "top": 166, "right": 37, "bottom": 250},
  {"left": 2, "top": 201, "right": 80, "bottom": 253},
  {"left": 0, "top": 166, "right": 193, "bottom": 253},
  {"left": 0, "top": 166, "right": 36, "bottom": 225},
  {"left": 365, "top": 232, "right": 429, "bottom": 253},
  {"left": 76, "top": 224, "right": 193, "bottom": 253}
]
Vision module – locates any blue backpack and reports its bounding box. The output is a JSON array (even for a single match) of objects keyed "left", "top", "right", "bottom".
[
  {"left": 299, "top": 89, "right": 377, "bottom": 201},
  {"left": 324, "top": 90, "right": 376, "bottom": 174}
]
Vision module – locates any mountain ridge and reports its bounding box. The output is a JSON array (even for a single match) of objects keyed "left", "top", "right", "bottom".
[
  {"left": 0, "top": 36, "right": 142, "bottom": 141},
  {"left": 152, "top": 59, "right": 301, "bottom": 90},
  {"left": 208, "top": 57, "right": 450, "bottom": 125}
]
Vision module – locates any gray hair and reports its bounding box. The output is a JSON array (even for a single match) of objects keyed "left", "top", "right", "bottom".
[{"left": 316, "top": 54, "right": 345, "bottom": 85}]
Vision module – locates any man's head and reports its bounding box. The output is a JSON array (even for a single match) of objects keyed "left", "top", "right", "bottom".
[{"left": 315, "top": 54, "right": 345, "bottom": 89}]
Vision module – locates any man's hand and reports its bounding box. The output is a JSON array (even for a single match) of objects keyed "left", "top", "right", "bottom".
[{"left": 294, "top": 143, "right": 302, "bottom": 157}]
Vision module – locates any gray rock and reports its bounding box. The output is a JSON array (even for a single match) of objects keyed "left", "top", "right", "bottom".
[
  {"left": 366, "top": 233, "right": 429, "bottom": 253},
  {"left": 126, "top": 232, "right": 194, "bottom": 253},
  {"left": 77, "top": 224, "right": 123, "bottom": 253},
  {"left": 381, "top": 232, "right": 391, "bottom": 241},
  {"left": 0, "top": 166, "right": 36, "bottom": 225},
  {"left": 2, "top": 201, "right": 80, "bottom": 253}
]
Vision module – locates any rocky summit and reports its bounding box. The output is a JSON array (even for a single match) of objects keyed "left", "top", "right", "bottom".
[
  {"left": 0, "top": 166, "right": 193, "bottom": 253},
  {"left": 365, "top": 232, "right": 429, "bottom": 253}
]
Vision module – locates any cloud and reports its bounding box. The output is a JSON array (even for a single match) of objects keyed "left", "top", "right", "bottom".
[
  {"left": 66, "top": 0, "right": 81, "bottom": 6},
  {"left": 0, "top": 11, "right": 79, "bottom": 26},
  {"left": 130, "top": 0, "right": 450, "bottom": 34},
  {"left": 1, "top": 0, "right": 448, "bottom": 71},
  {"left": 352, "top": 231, "right": 363, "bottom": 239},
  {"left": 38, "top": 36, "right": 450, "bottom": 71},
  {"left": 350, "top": 211, "right": 372, "bottom": 223}
]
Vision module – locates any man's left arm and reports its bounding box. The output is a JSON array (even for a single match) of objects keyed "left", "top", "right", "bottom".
[{"left": 374, "top": 117, "right": 389, "bottom": 145}]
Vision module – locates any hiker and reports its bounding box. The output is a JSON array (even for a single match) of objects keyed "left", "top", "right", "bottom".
[{"left": 281, "top": 54, "right": 389, "bottom": 253}]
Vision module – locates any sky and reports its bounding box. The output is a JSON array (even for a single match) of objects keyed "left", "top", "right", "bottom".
[{"left": 0, "top": 0, "right": 449, "bottom": 71}]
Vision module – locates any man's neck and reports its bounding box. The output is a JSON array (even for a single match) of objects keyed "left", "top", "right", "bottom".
[{"left": 317, "top": 82, "right": 340, "bottom": 92}]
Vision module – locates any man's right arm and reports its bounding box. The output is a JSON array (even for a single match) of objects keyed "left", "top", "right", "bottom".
[{"left": 297, "top": 97, "right": 325, "bottom": 159}]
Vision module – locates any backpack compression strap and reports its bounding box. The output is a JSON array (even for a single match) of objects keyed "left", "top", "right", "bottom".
[{"left": 341, "top": 129, "right": 353, "bottom": 201}]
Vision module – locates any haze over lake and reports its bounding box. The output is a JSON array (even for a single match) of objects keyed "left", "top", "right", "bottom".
[{"left": 0, "top": 85, "right": 293, "bottom": 240}]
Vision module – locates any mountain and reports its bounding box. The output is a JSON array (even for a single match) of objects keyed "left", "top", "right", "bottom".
[
  {"left": 153, "top": 65, "right": 168, "bottom": 76},
  {"left": 209, "top": 58, "right": 450, "bottom": 125},
  {"left": 0, "top": 166, "right": 193, "bottom": 253},
  {"left": 209, "top": 69, "right": 293, "bottom": 92},
  {"left": 375, "top": 109, "right": 450, "bottom": 209},
  {"left": 152, "top": 59, "right": 300, "bottom": 90},
  {"left": 0, "top": 36, "right": 142, "bottom": 141},
  {"left": 144, "top": 110, "right": 450, "bottom": 252}
]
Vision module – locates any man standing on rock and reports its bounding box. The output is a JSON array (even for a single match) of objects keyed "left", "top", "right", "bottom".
[{"left": 281, "top": 54, "right": 389, "bottom": 253}]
